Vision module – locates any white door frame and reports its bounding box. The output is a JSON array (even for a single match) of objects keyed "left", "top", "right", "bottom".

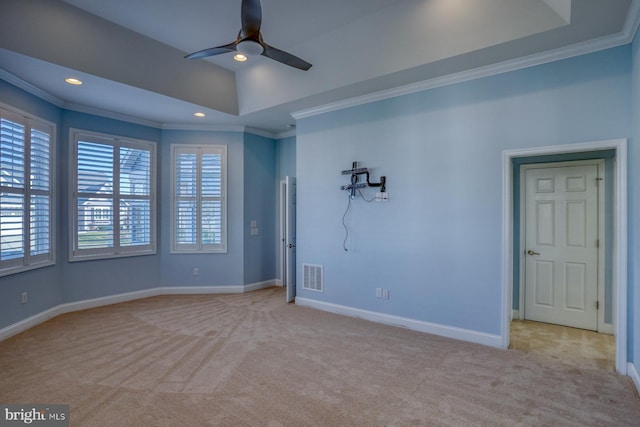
[
  {"left": 279, "top": 180, "right": 287, "bottom": 287},
  {"left": 519, "top": 160, "right": 609, "bottom": 333},
  {"left": 280, "top": 177, "right": 297, "bottom": 301},
  {"left": 502, "top": 139, "right": 627, "bottom": 374}
]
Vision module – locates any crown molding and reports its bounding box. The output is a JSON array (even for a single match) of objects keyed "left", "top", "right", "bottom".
[
  {"left": 63, "top": 102, "right": 162, "bottom": 128},
  {"left": 4, "top": 0, "right": 639, "bottom": 135},
  {"left": 162, "top": 124, "right": 279, "bottom": 139},
  {"left": 624, "top": 0, "right": 640, "bottom": 41},
  {"left": 162, "top": 123, "right": 246, "bottom": 132},
  {"left": 293, "top": 4, "right": 640, "bottom": 121},
  {"left": 0, "top": 70, "right": 163, "bottom": 128},
  {"left": 245, "top": 126, "right": 278, "bottom": 139},
  {"left": 274, "top": 129, "right": 296, "bottom": 140},
  {"left": 0, "top": 68, "right": 64, "bottom": 107}
]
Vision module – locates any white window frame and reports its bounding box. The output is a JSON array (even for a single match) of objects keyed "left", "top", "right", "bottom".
[
  {"left": 0, "top": 103, "right": 56, "bottom": 277},
  {"left": 171, "top": 144, "right": 227, "bottom": 253},
  {"left": 69, "top": 129, "right": 157, "bottom": 261}
]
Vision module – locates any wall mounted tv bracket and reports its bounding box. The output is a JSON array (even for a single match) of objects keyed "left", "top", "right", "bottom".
[{"left": 340, "top": 161, "right": 386, "bottom": 198}]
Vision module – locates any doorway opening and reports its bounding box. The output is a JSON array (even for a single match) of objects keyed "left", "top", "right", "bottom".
[
  {"left": 280, "top": 177, "right": 296, "bottom": 303},
  {"left": 501, "top": 139, "right": 627, "bottom": 374},
  {"left": 519, "top": 159, "right": 608, "bottom": 332}
]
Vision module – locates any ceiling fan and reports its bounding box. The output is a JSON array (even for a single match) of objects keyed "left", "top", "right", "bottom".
[{"left": 185, "top": 0, "right": 312, "bottom": 71}]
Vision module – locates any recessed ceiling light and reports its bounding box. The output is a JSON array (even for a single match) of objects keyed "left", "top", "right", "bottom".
[
  {"left": 233, "top": 54, "right": 248, "bottom": 62},
  {"left": 64, "top": 78, "right": 83, "bottom": 85},
  {"left": 194, "top": 112, "right": 206, "bottom": 118}
]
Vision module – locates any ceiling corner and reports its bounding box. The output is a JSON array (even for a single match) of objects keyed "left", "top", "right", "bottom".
[{"left": 543, "top": 0, "right": 572, "bottom": 24}]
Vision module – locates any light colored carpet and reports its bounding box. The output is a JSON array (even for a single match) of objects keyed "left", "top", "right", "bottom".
[{"left": 1, "top": 287, "right": 638, "bottom": 426}]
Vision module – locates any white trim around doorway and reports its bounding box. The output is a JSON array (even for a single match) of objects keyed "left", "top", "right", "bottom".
[{"left": 501, "top": 139, "right": 627, "bottom": 375}]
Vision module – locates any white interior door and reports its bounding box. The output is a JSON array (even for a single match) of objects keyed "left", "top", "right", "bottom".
[
  {"left": 284, "top": 176, "right": 296, "bottom": 303},
  {"left": 523, "top": 163, "right": 600, "bottom": 330}
]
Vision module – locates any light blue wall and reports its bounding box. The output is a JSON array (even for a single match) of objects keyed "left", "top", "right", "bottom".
[
  {"left": 60, "top": 110, "right": 162, "bottom": 302},
  {"left": 0, "top": 80, "right": 279, "bottom": 330},
  {"left": 295, "top": 46, "right": 631, "bottom": 336},
  {"left": 159, "top": 130, "right": 246, "bottom": 287},
  {"left": 276, "top": 136, "right": 296, "bottom": 179},
  {"left": 0, "top": 86, "right": 167, "bottom": 324},
  {"left": 0, "top": 39, "right": 638, "bottom": 368},
  {"left": 0, "top": 80, "right": 64, "bottom": 328},
  {"left": 631, "top": 32, "right": 640, "bottom": 367},
  {"left": 0, "top": 80, "right": 61, "bottom": 123},
  {"left": 274, "top": 136, "right": 296, "bottom": 281},
  {"left": 243, "top": 133, "right": 276, "bottom": 284}
]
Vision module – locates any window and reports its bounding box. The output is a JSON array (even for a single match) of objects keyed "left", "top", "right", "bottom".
[
  {"left": 0, "top": 106, "right": 55, "bottom": 276},
  {"left": 70, "top": 130, "right": 156, "bottom": 261},
  {"left": 171, "top": 144, "right": 227, "bottom": 253}
]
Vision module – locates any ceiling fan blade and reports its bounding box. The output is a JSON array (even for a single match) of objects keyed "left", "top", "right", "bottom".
[
  {"left": 262, "top": 44, "right": 312, "bottom": 71},
  {"left": 185, "top": 42, "right": 237, "bottom": 60},
  {"left": 241, "top": 0, "right": 262, "bottom": 37}
]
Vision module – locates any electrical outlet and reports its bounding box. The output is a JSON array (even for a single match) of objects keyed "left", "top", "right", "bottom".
[
  {"left": 193, "top": 268, "right": 199, "bottom": 276},
  {"left": 382, "top": 289, "right": 389, "bottom": 299},
  {"left": 21, "top": 292, "right": 28, "bottom": 304},
  {"left": 251, "top": 227, "right": 259, "bottom": 236},
  {"left": 376, "top": 288, "right": 382, "bottom": 298}
]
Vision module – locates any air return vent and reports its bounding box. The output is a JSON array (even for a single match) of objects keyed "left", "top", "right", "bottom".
[{"left": 303, "top": 264, "right": 323, "bottom": 292}]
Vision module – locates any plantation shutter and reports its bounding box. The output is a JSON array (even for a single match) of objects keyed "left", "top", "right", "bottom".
[
  {"left": 29, "top": 126, "right": 51, "bottom": 258},
  {"left": 201, "top": 152, "right": 223, "bottom": 245},
  {"left": 76, "top": 141, "right": 114, "bottom": 250},
  {"left": 0, "top": 117, "right": 26, "bottom": 262},
  {"left": 72, "top": 133, "right": 156, "bottom": 260},
  {"left": 120, "top": 145, "right": 152, "bottom": 247},
  {"left": 173, "top": 145, "right": 226, "bottom": 253},
  {"left": 0, "top": 108, "right": 54, "bottom": 274}
]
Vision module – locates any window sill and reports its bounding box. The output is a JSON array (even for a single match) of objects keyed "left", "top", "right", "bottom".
[
  {"left": 0, "top": 260, "right": 55, "bottom": 278},
  {"left": 69, "top": 249, "right": 157, "bottom": 262}
]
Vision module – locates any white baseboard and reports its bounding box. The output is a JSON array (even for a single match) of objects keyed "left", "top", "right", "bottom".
[
  {"left": 58, "top": 288, "right": 160, "bottom": 315},
  {"left": 161, "top": 285, "right": 243, "bottom": 295},
  {"left": 512, "top": 310, "right": 520, "bottom": 320},
  {"left": 0, "top": 305, "right": 63, "bottom": 342},
  {"left": 0, "top": 280, "right": 277, "bottom": 342},
  {"left": 598, "top": 323, "right": 615, "bottom": 335},
  {"left": 163, "top": 280, "right": 277, "bottom": 295},
  {"left": 243, "top": 280, "right": 278, "bottom": 293},
  {"left": 295, "top": 297, "right": 503, "bottom": 348},
  {"left": 628, "top": 362, "right": 640, "bottom": 395}
]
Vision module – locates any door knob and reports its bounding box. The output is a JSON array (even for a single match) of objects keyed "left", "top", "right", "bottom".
[
  {"left": 288, "top": 243, "right": 296, "bottom": 249},
  {"left": 527, "top": 249, "right": 540, "bottom": 256}
]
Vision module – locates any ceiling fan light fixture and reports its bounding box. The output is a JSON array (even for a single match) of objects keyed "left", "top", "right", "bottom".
[
  {"left": 233, "top": 53, "right": 248, "bottom": 62},
  {"left": 185, "top": 0, "right": 311, "bottom": 70},
  {"left": 236, "top": 40, "right": 264, "bottom": 56}
]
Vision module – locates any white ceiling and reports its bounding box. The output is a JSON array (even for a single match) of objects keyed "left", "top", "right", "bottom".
[{"left": 0, "top": 0, "right": 637, "bottom": 136}]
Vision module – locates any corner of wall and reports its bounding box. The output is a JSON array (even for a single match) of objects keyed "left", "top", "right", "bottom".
[
  {"left": 242, "top": 132, "right": 277, "bottom": 285},
  {"left": 628, "top": 362, "right": 640, "bottom": 395}
]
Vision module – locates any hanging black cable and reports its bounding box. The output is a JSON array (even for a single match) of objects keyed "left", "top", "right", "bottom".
[{"left": 342, "top": 193, "right": 351, "bottom": 251}]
